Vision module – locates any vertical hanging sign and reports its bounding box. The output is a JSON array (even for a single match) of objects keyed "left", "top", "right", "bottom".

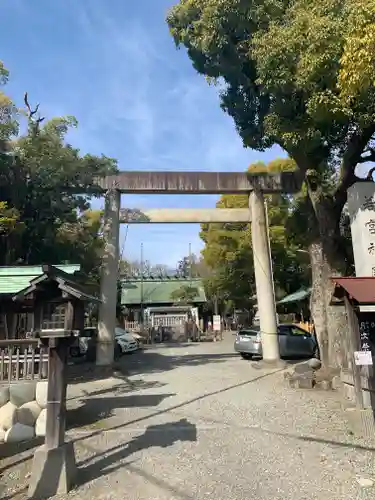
[{"left": 354, "top": 313, "right": 375, "bottom": 365}]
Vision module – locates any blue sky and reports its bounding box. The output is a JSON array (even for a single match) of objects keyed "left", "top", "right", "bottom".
[{"left": 0, "top": 0, "right": 284, "bottom": 267}]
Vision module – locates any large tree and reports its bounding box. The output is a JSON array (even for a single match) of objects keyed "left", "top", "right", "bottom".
[
  {"left": 338, "top": 0, "right": 375, "bottom": 101},
  {"left": 167, "top": 0, "right": 375, "bottom": 369},
  {"left": 0, "top": 62, "right": 117, "bottom": 282},
  {"left": 200, "top": 159, "right": 311, "bottom": 315}
]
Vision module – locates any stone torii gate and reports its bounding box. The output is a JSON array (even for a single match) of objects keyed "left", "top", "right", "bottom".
[{"left": 96, "top": 170, "right": 300, "bottom": 367}]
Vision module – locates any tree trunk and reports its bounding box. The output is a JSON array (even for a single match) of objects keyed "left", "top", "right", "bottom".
[
  {"left": 310, "top": 198, "right": 348, "bottom": 372},
  {"left": 308, "top": 241, "right": 329, "bottom": 368}
]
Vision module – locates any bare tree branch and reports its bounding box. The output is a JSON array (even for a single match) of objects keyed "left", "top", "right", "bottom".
[
  {"left": 334, "top": 124, "right": 375, "bottom": 211},
  {"left": 24, "top": 92, "right": 45, "bottom": 134},
  {"left": 359, "top": 148, "right": 375, "bottom": 163}
]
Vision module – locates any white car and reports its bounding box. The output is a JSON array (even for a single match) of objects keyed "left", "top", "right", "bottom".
[
  {"left": 69, "top": 327, "right": 141, "bottom": 357},
  {"left": 115, "top": 328, "right": 140, "bottom": 354}
]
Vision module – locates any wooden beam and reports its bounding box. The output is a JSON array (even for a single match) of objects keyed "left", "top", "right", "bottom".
[
  {"left": 119, "top": 208, "right": 252, "bottom": 224},
  {"left": 95, "top": 170, "right": 301, "bottom": 194}
]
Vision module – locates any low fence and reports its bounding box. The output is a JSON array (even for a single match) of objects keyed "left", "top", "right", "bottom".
[
  {"left": 0, "top": 339, "right": 48, "bottom": 383},
  {"left": 124, "top": 321, "right": 141, "bottom": 331}
]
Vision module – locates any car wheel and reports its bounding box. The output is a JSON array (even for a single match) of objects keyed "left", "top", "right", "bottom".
[
  {"left": 240, "top": 353, "right": 253, "bottom": 360},
  {"left": 313, "top": 345, "right": 320, "bottom": 359},
  {"left": 70, "top": 346, "right": 81, "bottom": 358},
  {"left": 114, "top": 342, "right": 122, "bottom": 359}
]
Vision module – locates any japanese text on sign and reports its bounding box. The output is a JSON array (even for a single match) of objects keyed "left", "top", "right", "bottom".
[
  {"left": 363, "top": 196, "right": 375, "bottom": 254},
  {"left": 363, "top": 196, "right": 375, "bottom": 211},
  {"left": 356, "top": 318, "right": 374, "bottom": 365},
  {"left": 366, "top": 219, "right": 375, "bottom": 235},
  {"left": 359, "top": 320, "right": 374, "bottom": 351}
]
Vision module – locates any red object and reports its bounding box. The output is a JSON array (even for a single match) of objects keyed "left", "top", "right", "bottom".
[{"left": 331, "top": 277, "right": 375, "bottom": 305}]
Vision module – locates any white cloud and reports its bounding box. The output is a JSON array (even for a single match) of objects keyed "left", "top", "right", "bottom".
[{"left": 1, "top": 0, "right": 284, "bottom": 266}]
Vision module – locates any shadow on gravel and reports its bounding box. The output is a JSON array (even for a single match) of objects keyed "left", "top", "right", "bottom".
[
  {"left": 0, "top": 436, "right": 44, "bottom": 463},
  {"left": 72, "top": 368, "right": 284, "bottom": 448},
  {"left": 66, "top": 346, "right": 232, "bottom": 384},
  {"left": 170, "top": 411, "right": 375, "bottom": 453},
  {"left": 68, "top": 378, "right": 166, "bottom": 401},
  {"left": 67, "top": 393, "right": 175, "bottom": 431},
  {"left": 119, "top": 351, "right": 239, "bottom": 377},
  {"left": 72, "top": 366, "right": 375, "bottom": 455},
  {"left": 76, "top": 418, "right": 197, "bottom": 486},
  {"left": 143, "top": 343, "right": 201, "bottom": 349},
  {"left": 125, "top": 463, "right": 196, "bottom": 500}
]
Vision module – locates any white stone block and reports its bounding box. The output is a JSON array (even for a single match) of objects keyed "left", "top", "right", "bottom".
[
  {"left": 9, "top": 382, "right": 36, "bottom": 407},
  {"left": 0, "top": 427, "right": 5, "bottom": 442},
  {"left": 308, "top": 358, "right": 322, "bottom": 370},
  {"left": 4, "top": 423, "right": 35, "bottom": 443},
  {"left": 0, "top": 401, "right": 17, "bottom": 430},
  {"left": 15, "top": 400, "right": 42, "bottom": 427},
  {"left": 35, "top": 381, "right": 48, "bottom": 409},
  {"left": 348, "top": 182, "right": 375, "bottom": 277},
  {"left": 0, "top": 387, "right": 10, "bottom": 408},
  {"left": 35, "top": 408, "right": 47, "bottom": 437}
]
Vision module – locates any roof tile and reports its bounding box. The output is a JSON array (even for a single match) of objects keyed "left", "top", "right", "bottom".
[
  {"left": 0, "top": 265, "right": 80, "bottom": 295},
  {"left": 121, "top": 279, "right": 206, "bottom": 305}
]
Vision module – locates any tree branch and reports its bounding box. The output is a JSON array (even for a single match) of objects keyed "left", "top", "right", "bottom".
[
  {"left": 359, "top": 148, "right": 375, "bottom": 163},
  {"left": 334, "top": 125, "right": 375, "bottom": 212},
  {"left": 24, "top": 92, "right": 45, "bottom": 134}
]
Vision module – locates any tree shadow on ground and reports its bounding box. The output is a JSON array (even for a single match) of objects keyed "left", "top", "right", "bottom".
[
  {"left": 71, "top": 367, "right": 375, "bottom": 454},
  {"left": 67, "top": 393, "right": 175, "bottom": 431},
  {"left": 67, "top": 343, "right": 238, "bottom": 383},
  {"left": 142, "top": 342, "right": 201, "bottom": 349},
  {"left": 76, "top": 418, "right": 197, "bottom": 486},
  {"left": 67, "top": 378, "right": 166, "bottom": 400},
  {"left": 116, "top": 350, "right": 239, "bottom": 377},
  {"left": 0, "top": 379, "right": 167, "bottom": 475},
  {"left": 0, "top": 436, "right": 44, "bottom": 462}
]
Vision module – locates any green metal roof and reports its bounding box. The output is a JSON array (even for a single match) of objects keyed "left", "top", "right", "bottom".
[
  {"left": 121, "top": 279, "right": 207, "bottom": 305},
  {"left": 0, "top": 265, "right": 80, "bottom": 295},
  {"left": 277, "top": 287, "right": 312, "bottom": 305}
]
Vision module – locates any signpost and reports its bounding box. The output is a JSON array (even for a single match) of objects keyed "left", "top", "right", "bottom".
[
  {"left": 354, "top": 312, "right": 375, "bottom": 366},
  {"left": 213, "top": 315, "right": 222, "bottom": 341},
  {"left": 213, "top": 315, "right": 221, "bottom": 331}
]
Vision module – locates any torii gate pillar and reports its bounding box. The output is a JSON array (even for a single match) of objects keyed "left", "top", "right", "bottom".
[
  {"left": 96, "top": 170, "right": 300, "bottom": 367},
  {"left": 97, "top": 188, "right": 120, "bottom": 366},
  {"left": 250, "top": 189, "right": 281, "bottom": 364}
]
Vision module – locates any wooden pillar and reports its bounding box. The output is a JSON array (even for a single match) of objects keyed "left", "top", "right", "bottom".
[
  {"left": 45, "top": 337, "right": 69, "bottom": 449},
  {"left": 97, "top": 188, "right": 121, "bottom": 366},
  {"left": 28, "top": 299, "right": 77, "bottom": 498},
  {"left": 344, "top": 296, "right": 364, "bottom": 409}
]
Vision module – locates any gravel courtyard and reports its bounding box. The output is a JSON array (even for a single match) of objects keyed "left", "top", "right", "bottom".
[{"left": 2, "top": 335, "right": 375, "bottom": 500}]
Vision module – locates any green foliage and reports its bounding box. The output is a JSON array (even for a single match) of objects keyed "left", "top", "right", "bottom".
[
  {"left": 0, "top": 201, "right": 23, "bottom": 236},
  {"left": 168, "top": 0, "right": 375, "bottom": 186},
  {"left": 0, "top": 61, "right": 18, "bottom": 142},
  {"left": 200, "top": 159, "right": 311, "bottom": 311},
  {"left": 338, "top": 1, "right": 375, "bottom": 102},
  {"left": 168, "top": 1, "right": 371, "bottom": 367},
  {"left": 0, "top": 62, "right": 118, "bottom": 281},
  {"left": 170, "top": 285, "right": 199, "bottom": 304}
]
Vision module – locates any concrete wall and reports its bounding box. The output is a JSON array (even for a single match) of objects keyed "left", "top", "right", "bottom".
[{"left": 0, "top": 381, "right": 47, "bottom": 444}]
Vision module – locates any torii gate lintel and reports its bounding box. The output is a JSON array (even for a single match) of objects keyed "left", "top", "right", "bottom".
[{"left": 96, "top": 170, "right": 301, "bottom": 368}]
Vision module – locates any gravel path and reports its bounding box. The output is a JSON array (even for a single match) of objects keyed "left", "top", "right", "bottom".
[{"left": 2, "top": 335, "right": 375, "bottom": 500}]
